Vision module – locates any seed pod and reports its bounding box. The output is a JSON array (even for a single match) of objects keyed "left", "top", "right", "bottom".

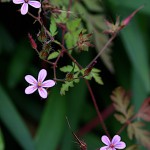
[{"left": 65, "top": 73, "right": 74, "bottom": 81}]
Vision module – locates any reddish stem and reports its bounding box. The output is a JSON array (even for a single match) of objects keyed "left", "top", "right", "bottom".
[
  {"left": 85, "top": 81, "right": 110, "bottom": 138},
  {"left": 77, "top": 104, "right": 114, "bottom": 137}
]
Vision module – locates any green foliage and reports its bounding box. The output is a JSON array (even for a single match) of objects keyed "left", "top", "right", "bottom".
[
  {"left": 47, "top": 51, "right": 60, "bottom": 60},
  {"left": 60, "top": 73, "right": 80, "bottom": 95},
  {"left": 35, "top": 87, "right": 66, "bottom": 150},
  {"left": 0, "top": 130, "right": 4, "bottom": 150},
  {"left": 66, "top": 18, "right": 81, "bottom": 31},
  {"left": 60, "top": 63, "right": 79, "bottom": 73},
  {"left": 82, "top": 68, "right": 103, "bottom": 85},
  {"left": 49, "top": 16, "right": 58, "bottom": 37},
  {"left": 0, "top": 85, "right": 35, "bottom": 150}
]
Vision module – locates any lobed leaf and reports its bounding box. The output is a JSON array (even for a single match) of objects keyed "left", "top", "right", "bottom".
[
  {"left": 82, "top": 68, "right": 103, "bottom": 85},
  {"left": 138, "top": 97, "right": 150, "bottom": 122},
  {"left": 49, "top": 17, "right": 58, "bottom": 36},
  {"left": 127, "top": 122, "right": 150, "bottom": 148},
  {"left": 111, "top": 87, "right": 134, "bottom": 123}
]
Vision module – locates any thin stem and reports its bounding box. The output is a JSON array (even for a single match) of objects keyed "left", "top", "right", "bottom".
[
  {"left": 117, "top": 114, "right": 138, "bottom": 135},
  {"left": 77, "top": 104, "right": 114, "bottom": 137},
  {"left": 85, "top": 80, "right": 110, "bottom": 138},
  {"left": 87, "top": 33, "right": 117, "bottom": 68}
]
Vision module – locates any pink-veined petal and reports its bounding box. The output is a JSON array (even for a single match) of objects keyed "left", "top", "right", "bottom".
[
  {"left": 25, "top": 85, "right": 37, "bottom": 94},
  {"left": 13, "top": 0, "right": 24, "bottom": 4},
  {"left": 42, "top": 80, "right": 55, "bottom": 88},
  {"left": 100, "top": 146, "right": 109, "bottom": 150},
  {"left": 21, "top": 3, "right": 28, "bottom": 15},
  {"left": 28, "top": 0, "right": 41, "bottom": 8},
  {"left": 101, "top": 135, "right": 110, "bottom": 146},
  {"left": 115, "top": 142, "right": 126, "bottom": 149},
  {"left": 38, "top": 69, "right": 47, "bottom": 83},
  {"left": 25, "top": 75, "right": 37, "bottom": 85},
  {"left": 38, "top": 87, "right": 47, "bottom": 99},
  {"left": 112, "top": 135, "right": 121, "bottom": 145}
]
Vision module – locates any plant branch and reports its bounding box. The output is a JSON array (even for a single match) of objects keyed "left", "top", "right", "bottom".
[{"left": 87, "top": 33, "right": 117, "bottom": 68}]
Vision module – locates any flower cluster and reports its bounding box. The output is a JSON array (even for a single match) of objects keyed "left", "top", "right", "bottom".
[
  {"left": 25, "top": 69, "right": 55, "bottom": 99},
  {"left": 13, "top": 0, "right": 41, "bottom": 15},
  {"left": 100, "top": 135, "right": 126, "bottom": 150}
]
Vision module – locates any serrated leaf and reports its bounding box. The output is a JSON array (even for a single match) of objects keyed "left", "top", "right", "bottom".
[
  {"left": 114, "top": 114, "right": 126, "bottom": 124},
  {"left": 138, "top": 97, "right": 150, "bottom": 122},
  {"left": 83, "top": 68, "right": 103, "bottom": 85},
  {"left": 111, "top": 87, "right": 134, "bottom": 122},
  {"left": 60, "top": 81, "right": 74, "bottom": 95},
  {"left": 0, "top": 130, "right": 4, "bottom": 150},
  {"left": 50, "top": 17, "right": 57, "bottom": 36},
  {"left": 127, "top": 122, "right": 150, "bottom": 148},
  {"left": 47, "top": 51, "right": 60, "bottom": 60},
  {"left": 60, "top": 72, "right": 80, "bottom": 95},
  {"left": 66, "top": 18, "right": 81, "bottom": 31},
  {"left": 92, "top": 71, "right": 103, "bottom": 85}
]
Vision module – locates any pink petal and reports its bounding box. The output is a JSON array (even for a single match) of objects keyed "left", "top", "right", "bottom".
[
  {"left": 38, "top": 87, "right": 48, "bottom": 99},
  {"left": 38, "top": 69, "right": 47, "bottom": 83},
  {"left": 13, "top": 0, "right": 24, "bottom": 4},
  {"left": 42, "top": 80, "right": 55, "bottom": 88},
  {"left": 115, "top": 142, "right": 126, "bottom": 149},
  {"left": 112, "top": 135, "right": 121, "bottom": 145},
  {"left": 101, "top": 135, "right": 110, "bottom": 146},
  {"left": 100, "top": 146, "right": 109, "bottom": 150},
  {"left": 25, "top": 75, "right": 37, "bottom": 85},
  {"left": 25, "top": 85, "right": 37, "bottom": 94},
  {"left": 28, "top": 0, "right": 41, "bottom": 8},
  {"left": 21, "top": 3, "right": 28, "bottom": 15}
]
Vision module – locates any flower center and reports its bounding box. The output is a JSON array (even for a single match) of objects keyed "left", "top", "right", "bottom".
[
  {"left": 106, "top": 144, "right": 115, "bottom": 150},
  {"left": 24, "top": 0, "right": 29, "bottom": 3},
  {"left": 37, "top": 82, "right": 42, "bottom": 88}
]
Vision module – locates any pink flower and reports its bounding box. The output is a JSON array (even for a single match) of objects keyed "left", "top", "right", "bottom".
[
  {"left": 13, "top": 0, "right": 41, "bottom": 15},
  {"left": 25, "top": 69, "right": 55, "bottom": 99},
  {"left": 100, "top": 135, "right": 126, "bottom": 150}
]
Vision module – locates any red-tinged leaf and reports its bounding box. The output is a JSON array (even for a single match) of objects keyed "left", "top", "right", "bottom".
[
  {"left": 114, "top": 114, "right": 126, "bottom": 124},
  {"left": 111, "top": 87, "right": 134, "bottom": 122},
  {"left": 138, "top": 97, "right": 150, "bottom": 122},
  {"left": 127, "top": 122, "right": 150, "bottom": 149}
]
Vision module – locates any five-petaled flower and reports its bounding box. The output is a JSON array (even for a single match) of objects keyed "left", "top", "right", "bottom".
[
  {"left": 25, "top": 69, "right": 55, "bottom": 99},
  {"left": 13, "top": 0, "right": 41, "bottom": 15},
  {"left": 100, "top": 135, "right": 126, "bottom": 150}
]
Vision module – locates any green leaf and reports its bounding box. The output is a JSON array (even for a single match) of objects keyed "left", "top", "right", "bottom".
[
  {"left": 60, "top": 64, "right": 79, "bottom": 73},
  {"left": 60, "top": 81, "right": 74, "bottom": 95},
  {"left": 49, "top": 17, "right": 57, "bottom": 36},
  {"left": 0, "top": 85, "right": 35, "bottom": 150},
  {"left": 83, "top": 68, "right": 103, "bottom": 85},
  {"left": 7, "top": 41, "right": 33, "bottom": 88},
  {"left": 66, "top": 18, "right": 81, "bottom": 31},
  {"left": 35, "top": 87, "right": 66, "bottom": 150},
  {"left": 47, "top": 51, "right": 60, "bottom": 60},
  {"left": 0, "top": 130, "right": 4, "bottom": 150}
]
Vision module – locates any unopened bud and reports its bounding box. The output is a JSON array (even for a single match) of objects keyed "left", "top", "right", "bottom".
[
  {"left": 37, "top": 26, "right": 47, "bottom": 42},
  {"left": 28, "top": 33, "right": 37, "bottom": 50},
  {"left": 121, "top": 5, "right": 144, "bottom": 28},
  {"left": 66, "top": 73, "right": 74, "bottom": 81},
  {"left": 84, "top": 68, "right": 92, "bottom": 76},
  {"left": 39, "top": 50, "right": 49, "bottom": 60}
]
